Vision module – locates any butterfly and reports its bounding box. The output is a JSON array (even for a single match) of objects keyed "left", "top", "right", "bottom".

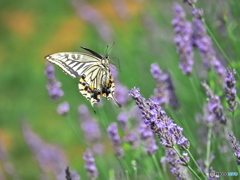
[{"left": 45, "top": 47, "right": 122, "bottom": 108}]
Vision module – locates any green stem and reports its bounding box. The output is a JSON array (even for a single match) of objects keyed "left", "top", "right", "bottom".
[
  {"left": 203, "top": 21, "right": 231, "bottom": 64},
  {"left": 205, "top": 125, "right": 212, "bottom": 172},
  {"left": 65, "top": 115, "right": 87, "bottom": 147},
  {"left": 186, "top": 149, "right": 208, "bottom": 180},
  {"left": 189, "top": 76, "right": 201, "bottom": 109},
  {"left": 173, "top": 147, "right": 202, "bottom": 180},
  {"left": 151, "top": 154, "right": 164, "bottom": 179}
]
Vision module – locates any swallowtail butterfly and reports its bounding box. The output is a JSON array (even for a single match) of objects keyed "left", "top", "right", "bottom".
[{"left": 45, "top": 47, "right": 122, "bottom": 108}]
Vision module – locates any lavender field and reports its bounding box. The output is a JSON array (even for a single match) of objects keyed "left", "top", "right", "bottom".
[{"left": 0, "top": 0, "right": 240, "bottom": 179}]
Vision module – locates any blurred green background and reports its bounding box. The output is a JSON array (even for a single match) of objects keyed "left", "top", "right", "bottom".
[{"left": 0, "top": 0, "right": 240, "bottom": 179}]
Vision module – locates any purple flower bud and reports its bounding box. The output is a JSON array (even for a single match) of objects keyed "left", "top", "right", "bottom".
[
  {"left": 57, "top": 102, "right": 70, "bottom": 115},
  {"left": 172, "top": 3, "right": 194, "bottom": 75},
  {"left": 83, "top": 149, "right": 98, "bottom": 180},
  {"left": 107, "top": 123, "right": 124, "bottom": 158},
  {"left": 224, "top": 68, "right": 238, "bottom": 112}
]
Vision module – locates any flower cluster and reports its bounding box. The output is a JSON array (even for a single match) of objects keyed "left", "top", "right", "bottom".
[
  {"left": 45, "top": 62, "right": 64, "bottom": 102},
  {"left": 107, "top": 123, "right": 124, "bottom": 158},
  {"left": 172, "top": 3, "right": 194, "bottom": 75},
  {"left": 138, "top": 121, "right": 158, "bottom": 155},
  {"left": 150, "top": 63, "right": 179, "bottom": 109},
  {"left": 224, "top": 68, "right": 238, "bottom": 112},
  {"left": 192, "top": 18, "right": 225, "bottom": 79},
  {"left": 165, "top": 148, "right": 188, "bottom": 180},
  {"left": 83, "top": 149, "right": 98, "bottom": 180},
  {"left": 202, "top": 82, "right": 227, "bottom": 124},
  {"left": 129, "top": 88, "right": 190, "bottom": 150},
  {"left": 228, "top": 131, "right": 240, "bottom": 165}
]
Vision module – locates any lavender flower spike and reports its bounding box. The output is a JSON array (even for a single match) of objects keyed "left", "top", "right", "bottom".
[
  {"left": 172, "top": 3, "right": 194, "bottom": 75},
  {"left": 166, "top": 148, "right": 188, "bottom": 179},
  {"left": 129, "top": 88, "right": 190, "bottom": 150},
  {"left": 202, "top": 82, "right": 227, "bottom": 124},
  {"left": 45, "top": 62, "right": 64, "bottom": 102},
  {"left": 228, "top": 131, "right": 240, "bottom": 165},
  {"left": 107, "top": 123, "right": 124, "bottom": 158},
  {"left": 83, "top": 149, "right": 98, "bottom": 180},
  {"left": 224, "top": 68, "right": 238, "bottom": 112},
  {"left": 150, "top": 63, "right": 180, "bottom": 109},
  {"left": 193, "top": 18, "right": 225, "bottom": 79}
]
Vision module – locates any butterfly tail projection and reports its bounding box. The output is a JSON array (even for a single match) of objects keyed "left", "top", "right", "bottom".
[{"left": 107, "top": 94, "right": 122, "bottom": 108}]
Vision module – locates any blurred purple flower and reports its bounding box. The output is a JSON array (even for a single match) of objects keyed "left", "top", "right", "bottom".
[
  {"left": 22, "top": 123, "right": 68, "bottom": 178},
  {"left": 65, "top": 167, "right": 81, "bottom": 180},
  {"left": 112, "top": 0, "right": 129, "bottom": 19},
  {"left": 72, "top": 1, "right": 113, "bottom": 42},
  {"left": 0, "top": 140, "right": 19, "bottom": 180},
  {"left": 110, "top": 66, "right": 129, "bottom": 105},
  {"left": 129, "top": 88, "right": 190, "bottom": 150},
  {"left": 166, "top": 148, "right": 188, "bottom": 179},
  {"left": 224, "top": 68, "right": 238, "bottom": 112},
  {"left": 114, "top": 82, "right": 129, "bottom": 105},
  {"left": 78, "top": 105, "right": 103, "bottom": 154},
  {"left": 57, "top": 102, "right": 69, "bottom": 116},
  {"left": 202, "top": 82, "right": 227, "bottom": 124},
  {"left": 45, "top": 62, "right": 64, "bottom": 102},
  {"left": 228, "top": 131, "right": 240, "bottom": 165},
  {"left": 193, "top": 18, "right": 225, "bottom": 79},
  {"left": 172, "top": 3, "right": 194, "bottom": 75},
  {"left": 138, "top": 122, "right": 158, "bottom": 155},
  {"left": 150, "top": 63, "right": 179, "bottom": 109},
  {"left": 78, "top": 105, "right": 101, "bottom": 141},
  {"left": 117, "top": 112, "right": 129, "bottom": 130},
  {"left": 83, "top": 149, "right": 98, "bottom": 180},
  {"left": 117, "top": 111, "right": 139, "bottom": 149},
  {"left": 107, "top": 123, "right": 124, "bottom": 158}
]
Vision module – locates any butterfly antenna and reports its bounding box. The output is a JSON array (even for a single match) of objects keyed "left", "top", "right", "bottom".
[{"left": 105, "top": 45, "right": 109, "bottom": 55}]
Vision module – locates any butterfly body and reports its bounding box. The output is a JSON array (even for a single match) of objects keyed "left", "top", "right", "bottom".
[{"left": 45, "top": 47, "right": 121, "bottom": 108}]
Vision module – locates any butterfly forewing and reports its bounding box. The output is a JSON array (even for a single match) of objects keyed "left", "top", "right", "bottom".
[
  {"left": 45, "top": 49, "right": 121, "bottom": 108},
  {"left": 45, "top": 52, "right": 100, "bottom": 78}
]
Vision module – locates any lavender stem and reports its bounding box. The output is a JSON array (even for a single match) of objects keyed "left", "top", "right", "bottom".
[
  {"left": 205, "top": 126, "right": 212, "bottom": 173},
  {"left": 151, "top": 154, "right": 164, "bottom": 179},
  {"left": 185, "top": 148, "right": 208, "bottom": 180},
  {"left": 65, "top": 115, "right": 86, "bottom": 147}
]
